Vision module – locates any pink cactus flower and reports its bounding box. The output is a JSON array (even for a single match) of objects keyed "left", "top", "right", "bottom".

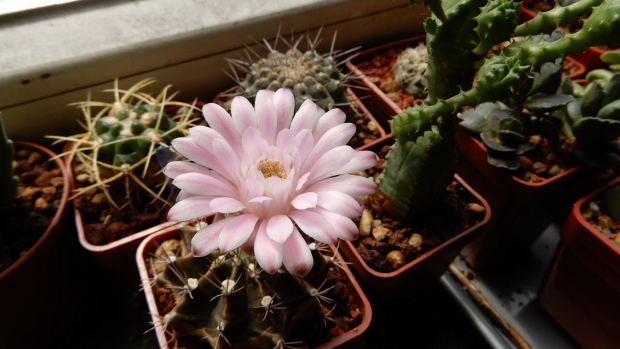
[{"left": 163, "top": 88, "right": 377, "bottom": 276}]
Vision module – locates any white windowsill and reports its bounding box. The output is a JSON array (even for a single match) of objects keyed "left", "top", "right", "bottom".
[{"left": 0, "top": 0, "right": 428, "bottom": 143}]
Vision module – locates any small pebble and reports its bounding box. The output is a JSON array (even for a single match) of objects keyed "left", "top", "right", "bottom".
[
  {"left": 408, "top": 233, "right": 423, "bottom": 247},
  {"left": 34, "top": 197, "right": 49, "bottom": 211},
  {"left": 372, "top": 226, "right": 392, "bottom": 241},
  {"left": 367, "top": 121, "right": 377, "bottom": 132},
  {"left": 19, "top": 186, "right": 42, "bottom": 200},
  {"left": 464, "top": 203, "right": 485, "bottom": 214},
  {"left": 27, "top": 151, "right": 42, "bottom": 164},
  {"left": 91, "top": 193, "right": 107, "bottom": 205},
  {"left": 359, "top": 209, "right": 373, "bottom": 237},
  {"left": 386, "top": 250, "right": 406, "bottom": 269},
  {"left": 588, "top": 201, "right": 601, "bottom": 214},
  {"left": 598, "top": 215, "right": 614, "bottom": 229},
  {"left": 547, "top": 164, "right": 562, "bottom": 177},
  {"left": 532, "top": 162, "right": 547, "bottom": 175}
]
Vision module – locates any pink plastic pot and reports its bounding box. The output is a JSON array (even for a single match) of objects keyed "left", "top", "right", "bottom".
[
  {"left": 136, "top": 224, "right": 373, "bottom": 349},
  {"left": 538, "top": 176, "right": 620, "bottom": 349}
]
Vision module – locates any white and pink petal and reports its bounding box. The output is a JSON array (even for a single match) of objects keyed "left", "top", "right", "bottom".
[
  {"left": 192, "top": 218, "right": 229, "bottom": 256},
  {"left": 218, "top": 214, "right": 261, "bottom": 252},
  {"left": 254, "top": 220, "right": 283, "bottom": 274},
  {"left": 282, "top": 227, "right": 314, "bottom": 276}
]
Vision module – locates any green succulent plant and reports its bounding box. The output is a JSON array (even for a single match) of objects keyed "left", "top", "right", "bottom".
[
  {"left": 557, "top": 70, "right": 620, "bottom": 168},
  {"left": 379, "top": 0, "right": 620, "bottom": 221},
  {"left": 392, "top": 43, "right": 428, "bottom": 96}
]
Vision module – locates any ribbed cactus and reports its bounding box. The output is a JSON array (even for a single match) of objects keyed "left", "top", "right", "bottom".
[
  {"left": 149, "top": 220, "right": 355, "bottom": 349},
  {"left": 0, "top": 112, "right": 18, "bottom": 210},
  {"left": 227, "top": 31, "right": 350, "bottom": 112},
  {"left": 392, "top": 43, "right": 428, "bottom": 96},
  {"left": 380, "top": 0, "right": 620, "bottom": 221},
  {"left": 48, "top": 78, "right": 199, "bottom": 210}
]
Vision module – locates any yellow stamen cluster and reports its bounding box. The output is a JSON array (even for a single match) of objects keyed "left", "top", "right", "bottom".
[{"left": 257, "top": 159, "right": 287, "bottom": 180}]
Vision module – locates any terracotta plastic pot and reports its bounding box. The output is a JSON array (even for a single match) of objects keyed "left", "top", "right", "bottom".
[
  {"left": 0, "top": 141, "right": 75, "bottom": 349},
  {"left": 538, "top": 176, "right": 620, "bottom": 349},
  {"left": 344, "top": 35, "right": 427, "bottom": 132},
  {"left": 136, "top": 224, "right": 372, "bottom": 349},
  {"left": 455, "top": 129, "right": 606, "bottom": 270},
  {"left": 65, "top": 102, "right": 204, "bottom": 282},
  {"left": 64, "top": 140, "right": 178, "bottom": 282},
  {"left": 338, "top": 171, "right": 491, "bottom": 302}
]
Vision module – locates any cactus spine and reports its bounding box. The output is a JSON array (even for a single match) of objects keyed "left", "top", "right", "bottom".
[
  {"left": 227, "top": 31, "right": 351, "bottom": 112},
  {"left": 49, "top": 78, "right": 200, "bottom": 210},
  {"left": 149, "top": 220, "right": 355, "bottom": 349}
]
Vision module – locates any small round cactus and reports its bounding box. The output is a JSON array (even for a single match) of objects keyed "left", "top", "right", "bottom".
[
  {"left": 392, "top": 43, "right": 428, "bottom": 96},
  {"left": 226, "top": 30, "right": 351, "bottom": 111},
  {"left": 50, "top": 78, "right": 200, "bottom": 210},
  {"left": 148, "top": 219, "right": 361, "bottom": 349}
]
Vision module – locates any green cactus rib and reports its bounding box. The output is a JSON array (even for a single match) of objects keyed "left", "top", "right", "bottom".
[
  {"left": 391, "top": 55, "right": 528, "bottom": 140},
  {"left": 507, "top": 0, "right": 620, "bottom": 69},
  {"left": 472, "top": 0, "right": 520, "bottom": 55},
  {"left": 153, "top": 234, "right": 345, "bottom": 348},
  {"left": 377, "top": 121, "right": 456, "bottom": 220},
  {"left": 237, "top": 44, "right": 349, "bottom": 111},
  {"left": 425, "top": 0, "right": 487, "bottom": 102},
  {"left": 0, "top": 112, "right": 19, "bottom": 209},
  {"left": 514, "top": 0, "right": 603, "bottom": 37}
]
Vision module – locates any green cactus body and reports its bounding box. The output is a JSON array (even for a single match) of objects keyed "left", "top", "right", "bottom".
[
  {"left": 49, "top": 78, "right": 199, "bottom": 210},
  {"left": 377, "top": 119, "right": 456, "bottom": 220},
  {"left": 392, "top": 43, "right": 428, "bottom": 96},
  {"left": 239, "top": 47, "right": 349, "bottom": 111},
  {"left": 472, "top": 0, "right": 520, "bottom": 55},
  {"left": 568, "top": 71, "right": 620, "bottom": 168},
  {"left": 0, "top": 112, "right": 18, "bottom": 209},
  {"left": 93, "top": 104, "right": 181, "bottom": 167},
  {"left": 424, "top": 0, "right": 487, "bottom": 102},
  {"left": 513, "top": 0, "right": 603, "bottom": 36},
  {"left": 152, "top": 224, "right": 351, "bottom": 348}
]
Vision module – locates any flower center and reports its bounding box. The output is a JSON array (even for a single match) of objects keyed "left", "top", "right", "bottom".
[{"left": 256, "top": 159, "right": 287, "bottom": 180}]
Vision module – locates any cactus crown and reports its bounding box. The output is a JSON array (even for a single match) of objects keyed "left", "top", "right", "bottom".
[
  {"left": 48, "top": 78, "right": 200, "bottom": 210},
  {"left": 149, "top": 218, "right": 359, "bottom": 349},
  {"left": 225, "top": 29, "right": 353, "bottom": 112}
]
